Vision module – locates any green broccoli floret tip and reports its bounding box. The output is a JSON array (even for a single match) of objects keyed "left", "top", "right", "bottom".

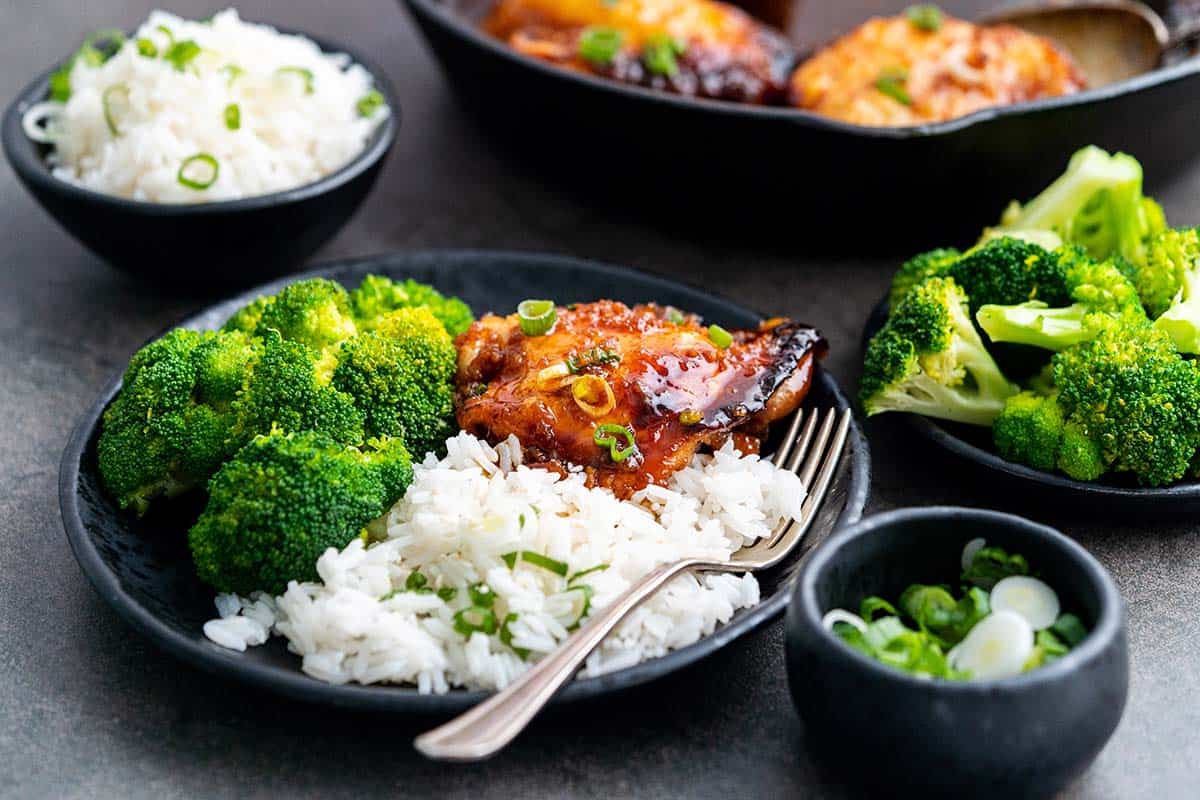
[{"left": 861, "top": 277, "right": 1018, "bottom": 426}]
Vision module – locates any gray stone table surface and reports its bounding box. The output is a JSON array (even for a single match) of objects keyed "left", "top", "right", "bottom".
[{"left": 2, "top": 1, "right": 1198, "bottom": 797}]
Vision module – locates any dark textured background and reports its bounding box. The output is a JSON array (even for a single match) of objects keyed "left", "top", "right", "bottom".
[{"left": 2, "top": 1, "right": 1197, "bottom": 797}]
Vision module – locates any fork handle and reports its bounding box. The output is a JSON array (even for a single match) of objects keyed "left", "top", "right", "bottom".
[{"left": 413, "top": 556, "right": 718, "bottom": 761}]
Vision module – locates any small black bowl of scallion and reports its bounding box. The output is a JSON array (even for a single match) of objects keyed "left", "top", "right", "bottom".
[{"left": 785, "top": 507, "right": 1127, "bottom": 800}]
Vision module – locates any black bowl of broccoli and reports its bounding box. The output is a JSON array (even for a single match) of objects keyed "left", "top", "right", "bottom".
[
  {"left": 786, "top": 506, "right": 1128, "bottom": 800},
  {"left": 858, "top": 146, "right": 1200, "bottom": 513}
]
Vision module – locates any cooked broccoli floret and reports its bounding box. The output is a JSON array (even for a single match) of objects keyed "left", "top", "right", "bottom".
[
  {"left": 98, "top": 329, "right": 258, "bottom": 514},
  {"left": 888, "top": 248, "right": 961, "bottom": 310},
  {"left": 233, "top": 330, "right": 364, "bottom": 445},
  {"left": 221, "top": 295, "right": 275, "bottom": 336},
  {"left": 332, "top": 307, "right": 458, "bottom": 457},
  {"left": 993, "top": 390, "right": 1106, "bottom": 481},
  {"left": 349, "top": 275, "right": 475, "bottom": 337},
  {"left": 254, "top": 278, "right": 358, "bottom": 352},
  {"left": 188, "top": 431, "right": 414, "bottom": 595},
  {"left": 987, "top": 146, "right": 1166, "bottom": 266},
  {"left": 1054, "top": 323, "right": 1200, "bottom": 486},
  {"left": 946, "top": 237, "right": 1071, "bottom": 313},
  {"left": 976, "top": 247, "right": 1146, "bottom": 351},
  {"left": 1147, "top": 228, "right": 1200, "bottom": 350},
  {"left": 860, "top": 277, "right": 1018, "bottom": 426}
]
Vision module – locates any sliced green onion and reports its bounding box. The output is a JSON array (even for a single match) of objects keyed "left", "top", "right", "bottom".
[
  {"left": 579, "top": 26, "right": 623, "bottom": 66},
  {"left": 177, "top": 153, "right": 219, "bottom": 190},
  {"left": 860, "top": 595, "right": 898, "bottom": 622},
  {"left": 875, "top": 68, "right": 912, "bottom": 106},
  {"left": 155, "top": 25, "right": 176, "bottom": 48},
  {"left": 563, "top": 584, "right": 594, "bottom": 631},
  {"left": 453, "top": 606, "right": 498, "bottom": 637},
  {"left": 1050, "top": 613, "right": 1087, "bottom": 647},
  {"left": 501, "top": 551, "right": 519, "bottom": 569},
  {"left": 568, "top": 564, "right": 608, "bottom": 585},
  {"left": 678, "top": 409, "right": 703, "bottom": 426},
  {"left": 707, "top": 324, "right": 733, "bottom": 349},
  {"left": 499, "top": 612, "right": 530, "bottom": 659},
  {"left": 517, "top": 299, "right": 557, "bottom": 336},
  {"left": 566, "top": 347, "right": 620, "bottom": 373},
  {"left": 905, "top": 4, "right": 943, "bottom": 32},
  {"left": 224, "top": 103, "right": 240, "bottom": 130},
  {"left": 468, "top": 582, "right": 496, "bottom": 609},
  {"left": 962, "top": 545, "right": 1030, "bottom": 588},
  {"left": 356, "top": 89, "right": 385, "bottom": 118},
  {"left": 48, "top": 29, "right": 126, "bottom": 103},
  {"left": 164, "top": 39, "right": 202, "bottom": 72},
  {"left": 220, "top": 63, "right": 245, "bottom": 86},
  {"left": 643, "top": 33, "right": 685, "bottom": 77},
  {"left": 594, "top": 423, "right": 638, "bottom": 463},
  {"left": 275, "top": 66, "right": 315, "bottom": 94},
  {"left": 102, "top": 83, "right": 130, "bottom": 137},
  {"left": 520, "top": 551, "right": 569, "bottom": 577},
  {"left": 437, "top": 586, "right": 457, "bottom": 602},
  {"left": 665, "top": 307, "right": 686, "bottom": 325},
  {"left": 405, "top": 571, "right": 428, "bottom": 591},
  {"left": 136, "top": 38, "right": 158, "bottom": 57}
]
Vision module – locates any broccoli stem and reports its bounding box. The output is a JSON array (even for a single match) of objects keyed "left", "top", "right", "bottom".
[
  {"left": 976, "top": 302, "right": 1094, "bottom": 352},
  {"left": 997, "top": 147, "right": 1141, "bottom": 241},
  {"left": 1153, "top": 266, "right": 1200, "bottom": 354}
]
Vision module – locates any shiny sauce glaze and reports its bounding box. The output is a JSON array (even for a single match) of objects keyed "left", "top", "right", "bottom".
[{"left": 455, "top": 300, "right": 825, "bottom": 496}]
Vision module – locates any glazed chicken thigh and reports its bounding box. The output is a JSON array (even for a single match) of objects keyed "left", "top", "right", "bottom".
[
  {"left": 455, "top": 300, "right": 825, "bottom": 497},
  {"left": 481, "top": 0, "right": 795, "bottom": 104}
]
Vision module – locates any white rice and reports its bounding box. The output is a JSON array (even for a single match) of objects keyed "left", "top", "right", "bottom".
[
  {"left": 205, "top": 432, "right": 803, "bottom": 692},
  {"left": 26, "top": 9, "right": 385, "bottom": 203}
]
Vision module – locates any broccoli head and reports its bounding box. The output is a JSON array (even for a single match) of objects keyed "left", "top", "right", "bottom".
[
  {"left": 988, "top": 146, "right": 1165, "bottom": 266},
  {"left": 221, "top": 295, "right": 275, "bottom": 336},
  {"left": 98, "top": 329, "right": 258, "bottom": 514},
  {"left": 349, "top": 275, "right": 475, "bottom": 337},
  {"left": 888, "top": 248, "right": 961, "bottom": 310},
  {"left": 254, "top": 278, "right": 358, "bottom": 352},
  {"left": 946, "top": 237, "right": 1071, "bottom": 313},
  {"left": 993, "top": 390, "right": 1106, "bottom": 481},
  {"left": 1054, "top": 323, "right": 1200, "bottom": 486},
  {"left": 976, "top": 247, "right": 1146, "bottom": 351},
  {"left": 233, "top": 330, "right": 364, "bottom": 445},
  {"left": 332, "top": 307, "right": 458, "bottom": 457},
  {"left": 1148, "top": 228, "right": 1200, "bottom": 351},
  {"left": 860, "top": 277, "right": 1018, "bottom": 426},
  {"left": 188, "top": 430, "right": 414, "bottom": 595}
]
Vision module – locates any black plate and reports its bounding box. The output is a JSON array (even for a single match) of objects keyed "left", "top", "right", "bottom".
[
  {"left": 60, "top": 251, "right": 871, "bottom": 713},
  {"left": 400, "top": 0, "right": 1200, "bottom": 248},
  {"left": 861, "top": 295, "right": 1200, "bottom": 514}
]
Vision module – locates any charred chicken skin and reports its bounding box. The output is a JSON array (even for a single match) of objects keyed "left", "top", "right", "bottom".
[
  {"left": 481, "top": 0, "right": 795, "bottom": 104},
  {"left": 455, "top": 300, "right": 826, "bottom": 497}
]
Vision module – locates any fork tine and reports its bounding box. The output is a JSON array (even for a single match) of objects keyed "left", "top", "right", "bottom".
[
  {"left": 794, "top": 408, "right": 853, "bottom": 538},
  {"left": 771, "top": 408, "right": 806, "bottom": 468},
  {"left": 783, "top": 410, "right": 821, "bottom": 474},
  {"left": 797, "top": 408, "right": 836, "bottom": 488},
  {"left": 763, "top": 408, "right": 851, "bottom": 556}
]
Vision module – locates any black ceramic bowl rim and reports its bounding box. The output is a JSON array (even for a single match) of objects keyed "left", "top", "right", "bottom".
[
  {"left": 403, "top": 0, "right": 1200, "bottom": 138},
  {"left": 794, "top": 506, "right": 1124, "bottom": 693},
  {"left": 1, "top": 28, "right": 398, "bottom": 216},
  {"left": 59, "top": 249, "right": 873, "bottom": 712},
  {"left": 860, "top": 294, "right": 1200, "bottom": 504}
]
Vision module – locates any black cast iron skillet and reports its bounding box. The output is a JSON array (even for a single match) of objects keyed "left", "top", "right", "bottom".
[
  {"left": 400, "top": 0, "right": 1200, "bottom": 249},
  {"left": 60, "top": 251, "right": 871, "bottom": 713}
]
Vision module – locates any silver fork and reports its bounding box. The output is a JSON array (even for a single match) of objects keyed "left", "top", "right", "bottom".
[{"left": 414, "top": 406, "right": 853, "bottom": 761}]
